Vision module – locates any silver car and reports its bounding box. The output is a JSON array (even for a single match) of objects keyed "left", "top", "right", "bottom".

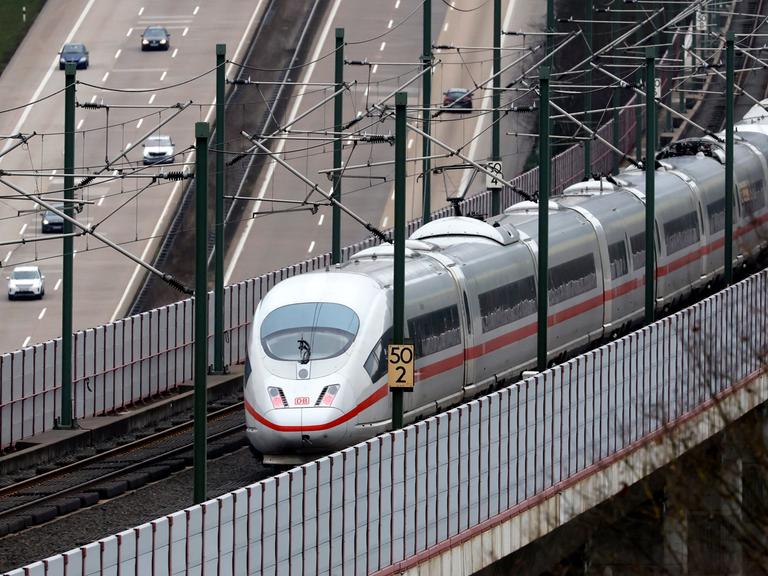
[
  {"left": 143, "top": 135, "right": 175, "bottom": 165},
  {"left": 7, "top": 266, "right": 45, "bottom": 300}
]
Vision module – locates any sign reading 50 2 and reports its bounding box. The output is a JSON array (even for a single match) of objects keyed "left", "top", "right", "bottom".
[{"left": 387, "top": 344, "right": 415, "bottom": 390}]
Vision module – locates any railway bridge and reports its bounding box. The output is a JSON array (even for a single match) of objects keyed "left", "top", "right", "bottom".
[{"left": 2, "top": 102, "right": 768, "bottom": 574}]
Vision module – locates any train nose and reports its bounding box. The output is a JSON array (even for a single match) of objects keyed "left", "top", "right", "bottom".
[{"left": 245, "top": 403, "right": 350, "bottom": 457}]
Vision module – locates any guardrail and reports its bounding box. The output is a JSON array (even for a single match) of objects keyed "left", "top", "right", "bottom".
[
  {"left": 0, "top": 103, "right": 635, "bottom": 451},
  {"left": 6, "top": 237, "right": 765, "bottom": 576}
]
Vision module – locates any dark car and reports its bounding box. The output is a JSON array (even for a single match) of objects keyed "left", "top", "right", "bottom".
[
  {"left": 41, "top": 203, "right": 65, "bottom": 233},
  {"left": 59, "top": 43, "right": 89, "bottom": 70},
  {"left": 141, "top": 26, "right": 170, "bottom": 51},
  {"left": 442, "top": 88, "right": 472, "bottom": 112}
]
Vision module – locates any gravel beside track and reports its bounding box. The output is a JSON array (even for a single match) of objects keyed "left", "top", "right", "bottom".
[{"left": 0, "top": 447, "right": 271, "bottom": 572}]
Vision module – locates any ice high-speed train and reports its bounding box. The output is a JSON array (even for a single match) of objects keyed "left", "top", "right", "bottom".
[{"left": 245, "top": 101, "right": 768, "bottom": 463}]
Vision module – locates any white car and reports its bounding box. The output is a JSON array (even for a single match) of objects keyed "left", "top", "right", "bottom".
[
  {"left": 142, "top": 135, "right": 175, "bottom": 165},
  {"left": 7, "top": 266, "right": 45, "bottom": 300}
]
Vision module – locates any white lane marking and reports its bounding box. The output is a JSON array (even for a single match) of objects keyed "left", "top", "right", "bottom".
[
  {"left": 38, "top": 308, "right": 46, "bottom": 320},
  {"left": 90, "top": 94, "right": 97, "bottom": 103},
  {"left": 4, "top": 250, "right": 12, "bottom": 262},
  {"left": 395, "top": 0, "right": 400, "bottom": 7},
  {"left": 182, "top": 27, "right": 189, "bottom": 36},
  {"left": 19, "top": 224, "right": 27, "bottom": 235},
  {"left": 125, "top": 142, "right": 132, "bottom": 151},
  {"left": 22, "top": 337, "right": 30, "bottom": 348},
  {"left": 98, "top": 196, "right": 104, "bottom": 206},
  {"left": 127, "top": 27, "right": 133, "bottom": 37},
  {"left": 225, "top": 0, "right": 341, "bottom": 285},
  {"left": 382, "top": 216, "right": 389, "bottom": 227},
  {"left": 443, "top": 22, "right": 449, "bottom": 32},
  {"left": 114, "top": 0, "right": 267, "bottom": 322},
  {"left": 171, "top": 48, "right": 178, "bottom": 58},
  {"left": 380, "top": 41, "right": 386, "bottom": 51},
  {"left": 372, "top": 64, "right": 378, "bottom": 74},
  {"left": 54, "top": 279, "right": 62, "bottom": 291},
  {"left": 388, "top": 19, "right": 393, "bottom": 29},
  {"left": 160, "top": 70, "right": 167, "bottom": 81},
  {"left": 73, "top": 250, "right": 77, "bottom": 260},
  {"left": 77, "top": 118, "right": 84, "bottom": 130},
  {"left": 0, "top": 0, "right": 97, "bottom": 161},
  {"left": 408, "top": 138, "right": 413, "bottom": 149},
  {"left": 318, "top": 214, "right": 324, "bottom": 226},
  {"left": 101, "top": 71, "right": 109, "bottom": 82},
  {"left": 457, "top": 0, "right": 518, "bottom": 195},
  {"left": 114, "top": 49, "right": 122, "bottom": 59},
  {"left": 49, "top": 170, "right": 57, "bottom": 179},
  {"left": 308, "top": 241, "right": 315, "bottom": 253},
  {"left": 193, "top": 5, "right": 199, "bottom": 15},
  {"left": 136, "top": 118, "right": 143, "bottom": 129},
  {"left": 364, "top": 86, "right": 368, "bottom": 97},
  {"left": 391, "top": 191, "right": 395, "bottom": 200},
  {"left": 148, "top": 94, "right": 156, "bottom": 104},
  {"left": 138, "top": 6, "right": 144, "bottom": 16}
]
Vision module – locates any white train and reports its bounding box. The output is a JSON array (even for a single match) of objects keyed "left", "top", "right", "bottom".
[{"left": 245, "top": 102, "right": 768, "bottom": 464}]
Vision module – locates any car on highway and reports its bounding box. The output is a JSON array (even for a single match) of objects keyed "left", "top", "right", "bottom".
[
  {"left": 41, "top": 203, "right": 65, "bottom": 233},
  {"left": 59, "top": 43, "right": 89, "bottom": 70},
  {"left": 442, "top": 88, "right": 472, "bottom": 112},
  {"left": 142, "top": 135, "right": 175, "bottom": 164},
  {"left": 7, "top": 266, "right": 45, "bottom": 300},
  {"left": 141, "top": 26, "right": 170, "bottom": 51}
]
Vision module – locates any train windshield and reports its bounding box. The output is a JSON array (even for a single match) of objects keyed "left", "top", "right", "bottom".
[{"left": 260, "top": 303, "right": 360, "bottom": 362}]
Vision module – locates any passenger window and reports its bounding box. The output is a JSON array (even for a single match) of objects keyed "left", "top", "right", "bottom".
[
  {"left": 707, "top": 198, "right": 725, "bottom": 233},
  {"left": 408, "top": 305, "right": 462, "bottom": 357},
  {"left": 663, "top": 212, "right": 700, "bottom": 254},
  {"left": 607, "top": 241, "right": 628, "bottom": 279},
  {"left": 630, "top": 233, "right": 646, "bottom": 271},
  {"left": 548, "top": 254, "right": 597, "bottom": 305},
  {"left": 741, "top": 180, "right": 766, "bottom": 216},
  {"left": 478, "top": 276, "right": 536, "bottom": 333}
]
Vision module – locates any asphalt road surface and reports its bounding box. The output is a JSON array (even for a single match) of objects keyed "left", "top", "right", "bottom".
[{"left": 0, "top": 0, "right": 265, "bottom": 354}]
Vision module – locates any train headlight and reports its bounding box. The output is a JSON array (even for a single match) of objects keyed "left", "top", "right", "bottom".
[
  {"left": 315, "top": 384, "right": 339, "bottom": 407},
  {"left": 267, "top": 386, "right": 288, "bottom": 408}
]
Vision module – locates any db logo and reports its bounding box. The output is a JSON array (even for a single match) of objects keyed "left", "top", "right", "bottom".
[{"left": 294, "top": 396, "right": 310, "bottom": 406}]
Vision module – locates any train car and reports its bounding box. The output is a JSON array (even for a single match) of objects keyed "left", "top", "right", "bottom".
[{"left": 244, "top": 101, "right": 768, "bottom": 464}]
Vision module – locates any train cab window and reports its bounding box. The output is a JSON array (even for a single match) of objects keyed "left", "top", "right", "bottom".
[
  {"left": 607, "top": 241, "right": 629, "bottom": 279},
  {"left": 260, "top": 303, "right": 360, "bottom": 362},
  {"left": 663, "top": 212, "right": 700, "bottom": 254},
  {"left": 548, "top": 254, "right": 597, "bottom": 305},
  {"left": 408, "top": 305, "right": 461, "bottom": 357},
  {"left": 364, "top": 328, "right": 392, "bottom": 383},
  {"left": 478, "top": 276, "right": 536, "bottom": 333},
  {"left": 707, "top": 198, "right": 725, "bottom": 233}
]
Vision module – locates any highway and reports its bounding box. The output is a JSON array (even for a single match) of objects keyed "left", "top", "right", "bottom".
[
  {"left": 224, "top": 0, "right": 544, "bottom": 285},
  {"left": 0, "top": 0, "right": 264, "bottom": 354}
]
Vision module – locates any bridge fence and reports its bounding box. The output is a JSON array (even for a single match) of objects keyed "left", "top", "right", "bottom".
[{"left": 5, "top": 233, "right": 766, "bottom": 576}]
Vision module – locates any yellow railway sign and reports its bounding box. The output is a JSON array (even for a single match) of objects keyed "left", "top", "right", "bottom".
[{"left": 387, "top": 344, "right": 414, "bottom": 390}]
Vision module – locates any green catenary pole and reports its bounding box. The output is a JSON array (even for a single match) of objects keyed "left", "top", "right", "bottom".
[
  {"left": 213, "top": 43, "right": 226, "bottom": 374},
  {"left": 392, "top": 92, "right": 407, "bottom": 430},
  {"left": 644, "top": 48, "right": 656, "bottom": 324},
  {"left": 611, "top": 7, "right": 620, "bottom": 175},
  {"left": 546, "top": 0, "right": 554, "bottom": 55},
  {"left": 194, "top": 122, "right": 210, "bottom": 504},
  {"left": 635, "top": 25, "right": 643, "bottom": 160},
  {"left": 332, "top": 28, "right": 344, "bottom": 264},
  {"left": 60, "top": 62, "right": 76, "bottom": 429},
  {"left": 725, "top": 32, "right": 734, "bottom": 285},
  {"left": 491, "top": 0, "right": 501, "bottom": 216},
  {"left": 422, "top": 1, "right": 432, "bottom": 224},
  {"left": 537, "top": 67, "right": 550, "bottom": 373},
  {"left": 584, "top": 0, "right": 592, "bottom": 178}
]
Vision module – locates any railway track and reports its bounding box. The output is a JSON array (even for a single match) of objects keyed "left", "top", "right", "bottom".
[{"left": 0, "top": 404, "right": 246, "bottom": 538}]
